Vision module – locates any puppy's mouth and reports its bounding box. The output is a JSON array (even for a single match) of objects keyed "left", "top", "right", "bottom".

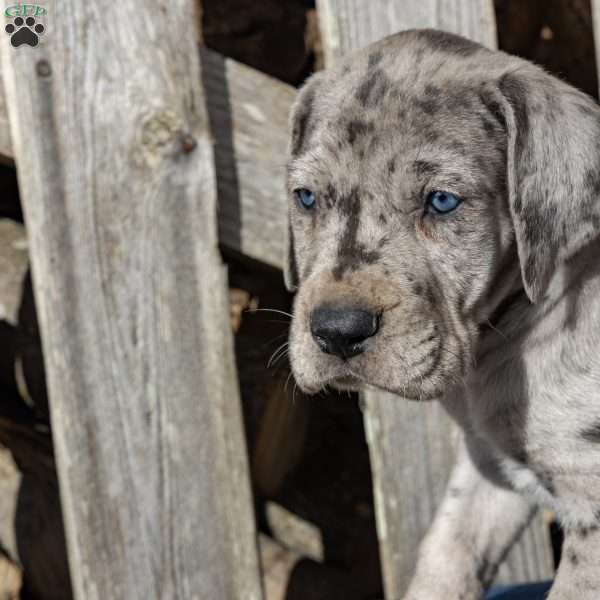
[{"left": 329, "top": 373, "right": 363, "bottom": 391}]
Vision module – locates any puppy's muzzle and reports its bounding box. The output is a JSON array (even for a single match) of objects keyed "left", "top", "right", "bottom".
[{"left": 310, "top": 304, "right": 379, "bottom": 359}]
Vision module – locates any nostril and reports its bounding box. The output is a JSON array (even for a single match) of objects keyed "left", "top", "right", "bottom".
[
  {"left": 310, "top": 305, "right": 379, "bottom": 359},
  {"left": 313, "top": 334, "right": 330, "bottom": 353}
]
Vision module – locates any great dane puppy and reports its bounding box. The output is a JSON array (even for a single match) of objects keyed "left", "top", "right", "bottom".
[{"left": 284, "top": 29, "right": 600, "bottom": 599}]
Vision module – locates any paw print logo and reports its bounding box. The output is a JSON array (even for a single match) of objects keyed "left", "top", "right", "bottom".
[{"left": 5, "top": 16, "right": 45, "bottom": 48}]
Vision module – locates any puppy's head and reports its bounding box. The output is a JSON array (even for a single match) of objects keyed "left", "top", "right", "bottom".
[{"left": 286, "top": 29, "right": 600, "bottom": 398}]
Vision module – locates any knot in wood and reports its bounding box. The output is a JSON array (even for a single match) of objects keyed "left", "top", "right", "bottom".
[
  {"left": 36, "top": 60, "right": 51, "bottom": 77},
  {"left": 137, "top": 109, "right": 183, "bottom": 168},
  {"left": 180, "top": 133, "right": 197, "bottom": 154}
]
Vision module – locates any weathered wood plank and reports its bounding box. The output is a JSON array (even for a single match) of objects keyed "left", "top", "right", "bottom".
[
  {"left": 591, "top": 0, "right": 600, "bottom": 96},
  {"left": 0, "top": 49, "right": 294, "bottom": 270},
  {"left": 0, "top": 76, "right": 11, "bottom": 163},
  {"left": 1, "top": 2, "right": 262, "bottom": 599},
  {"left": 316, "top": 1, "right": 554, "bottom": 596},
  {"left": 201, "top": 49, "right": 292, "bottom": 269},
  {"left": 317, "top": 0, "right": 497, "bottom": 64}
]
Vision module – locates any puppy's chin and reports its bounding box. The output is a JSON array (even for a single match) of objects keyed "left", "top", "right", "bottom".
[{"left": 293, "top": 370, "right": 452, "bottom": 400}]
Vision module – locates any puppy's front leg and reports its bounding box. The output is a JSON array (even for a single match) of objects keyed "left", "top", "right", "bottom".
[
  {"left": 404, "top": 436, "right": 536, "bottom": 600},
  {"left": 547, "top": 525, "right": 600, "bottom": 599}
]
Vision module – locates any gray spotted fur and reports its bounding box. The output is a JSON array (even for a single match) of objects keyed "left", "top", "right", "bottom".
[{"left": 285, "top": 29, "right": 600, "bottom": 599}]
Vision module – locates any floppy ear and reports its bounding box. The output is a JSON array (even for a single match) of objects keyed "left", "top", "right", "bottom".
[
  {"left": 284, "top": 222, "right": 298, "bottom": 292},
  {"left": 494, "top": 68, "right": 600, "bottom": 302},
  {"left": 284, "top": 72, "right": 323, "bottom": 293}
]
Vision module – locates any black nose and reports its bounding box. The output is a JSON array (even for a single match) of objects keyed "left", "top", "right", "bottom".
[{"left": 310, "top": 305, "right": 379, "bottom": 359}]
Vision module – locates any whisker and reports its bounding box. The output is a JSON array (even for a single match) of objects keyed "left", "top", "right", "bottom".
[
  {"left": 284, "top": 370, "right": 295, "bottom": 393},
  {"left": 267, "top": 342, "right": 289, "bottom": 368},
  {"left": 248, "top": 308, "right": 293, "bottom": 319},
  {"left": 262, "top": 332, "right": 289, "bottom": 349},
  {"left": 269, "top": 352, "right": 289, "bottom": 370}
]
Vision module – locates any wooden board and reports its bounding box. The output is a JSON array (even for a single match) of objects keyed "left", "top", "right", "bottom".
[
  {"left": 317, "top": 0, "right": 497, "bottom": 64},
  {"left": 201, "top": 49, "right": 293, "bottom": 269},
  {"left": 0, "top": 2, "right": 262, "bottom": 598},
  {"left": 315, "top": 1, "right": 554, "bottom": 596},
  {"left": 591, "top": 0, "right": 600, "bottom": 96},
  {"left": 0, "top": 76, "right": 11, "bottom": 163},
  {"left": 0, "top": 49, "right": 294, "bottom": 271}
]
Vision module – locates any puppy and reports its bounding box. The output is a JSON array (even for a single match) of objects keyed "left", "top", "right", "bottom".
[{"left": 285, "top": 29, "right": 600, "bottom": 599}]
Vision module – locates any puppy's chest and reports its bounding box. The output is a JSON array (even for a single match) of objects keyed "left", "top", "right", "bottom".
[{"left": 468, "top": 348, "right": 600, "bottom": 522}]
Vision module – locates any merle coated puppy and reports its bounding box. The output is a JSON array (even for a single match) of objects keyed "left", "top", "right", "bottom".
[{"left": 284, "top": 29, "right": 600, "bottom": 599}]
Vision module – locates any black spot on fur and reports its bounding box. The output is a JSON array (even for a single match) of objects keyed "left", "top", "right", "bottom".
[
  {"left": 568, "top": 549, "right": 579, "bottom": 566},
  {"left": 423, "top": 128, "right": 440, "bottom": 144},
  {"left": 410, "top": 335, "right": 440, "bottom": 370},
  {"left": 347, "top": 119, "right": 374, "bottom": 146},
  {"left": 413, "top": 160, "right": 439, "bottom": 177},
  {"left": 478, "top": 86, "right": 507, "bottom": 131},
  {"left": 578, "top": 524, "right": 599, "bottom": 539},
  {"left": 291, "top": 86, "right": 317, "bottom": 156},
  {"left": 581, "top": 422, "right": 600, "bottom": 443},
  {"left": 356, "top": 68, "right": 391, "bottom": 108},
  {"left": 324, "top": 183, "right": 339, "bottom": 209},
  {"left": 424, "top": 83, "right": 441, "bottom": 97},
  {"left": 368, "top": 50, "right": 383, "bottom": 69},
  {"left": 415, "top": 85, "right": 441, "bottom": 115},
  {"left": 584, "top": 169, "right": 600, "bottom": 196},
  {"left": 413, "top": 282, "right": 424, "bottom": 296},
  {"left": 423, "top": 284, "right": 436, "bottom": 306},
  {"left": 387, "top": 158, "right": 396, "bottom": 175},
  {"left": 378, "top": 213, "right": 387, "bottom": 224},
  {"left": 333, "top": 188, "right": 381, "bottom": 279},
  {"left": 480, "top": 113, "right": 498, "bottom": 135}
]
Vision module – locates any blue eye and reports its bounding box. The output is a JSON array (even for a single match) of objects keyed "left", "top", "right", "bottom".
[
  {"left": 295, "top": 188, "right": 316, "bottom": 210},
  {"left": 427, "top": 190, "right": 462, "bottom": 214}
]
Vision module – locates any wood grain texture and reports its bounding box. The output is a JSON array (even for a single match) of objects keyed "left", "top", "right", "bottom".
[
  {"left": 316, "top": 1, "right": 553, "bottom": 596},
  {"left": 591, "top": 0, "right": 600, "bottom": 96},
  {"left": 1, "top": 2, "right": 262, "bottom": 599},
  {"left": 316, "top": 0, "right": 497, "bottom": 64},
  {"left": 0, "top": 49, "right": 294, "bottom": 270},
  {"left": 201, "top": 49, "right": 293, "bottom": 268},
  {"left": 0, "top": 77, "right": 11, "bottom": 163}
]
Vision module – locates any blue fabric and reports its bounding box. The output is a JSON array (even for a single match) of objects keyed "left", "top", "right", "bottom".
[{"left": 486, "top": 582, "right": 552, "bottom": 600}]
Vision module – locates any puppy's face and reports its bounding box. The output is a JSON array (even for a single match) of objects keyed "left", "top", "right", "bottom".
[{"left": 286, "top": 30, "right": 600, "bottom": 398}]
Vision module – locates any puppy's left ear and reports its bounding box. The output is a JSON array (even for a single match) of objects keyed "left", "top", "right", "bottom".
[
  {"left": 284, "top": 222, "right": 298, "bottom": 292},
  {"left": 495, "top": 67, "right": 600, "bottom": 302},
  {"left": 284, "top": 72, "right": 324, "bottom": 293}
]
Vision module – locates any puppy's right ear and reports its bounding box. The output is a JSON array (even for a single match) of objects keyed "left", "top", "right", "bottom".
[
  {"left": 491, "top": 67, "right": 600, "bottom": 302},
  {"left": 284, "top": 73, "right": 324, "bottom": 293}
]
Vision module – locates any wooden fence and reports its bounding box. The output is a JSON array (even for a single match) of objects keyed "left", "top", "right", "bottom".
[{"left": 3, "top": 0, "right": 593, "bottom": 597}]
